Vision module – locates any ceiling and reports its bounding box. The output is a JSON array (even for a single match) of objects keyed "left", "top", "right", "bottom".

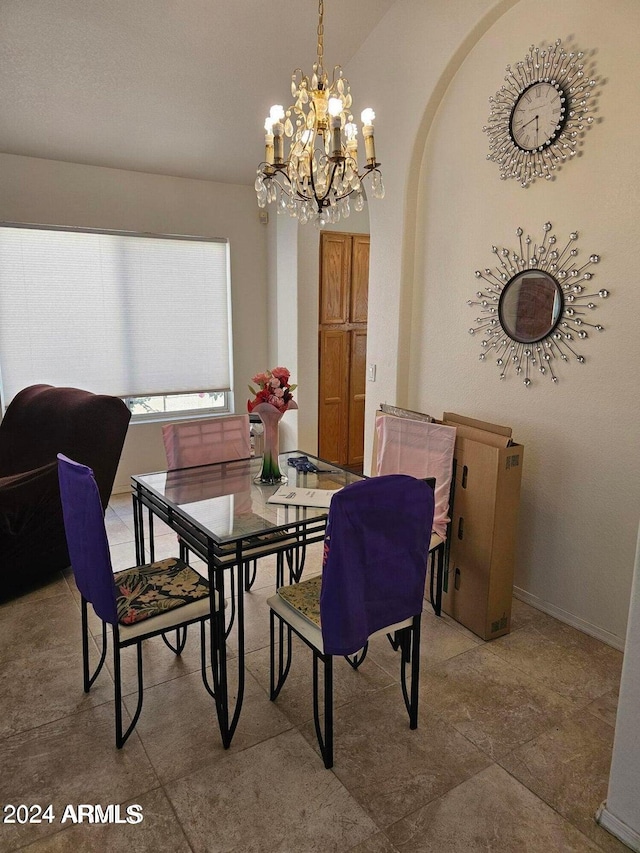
[{"left": 1, "top": 0, "right": 396, "bottom": 186}]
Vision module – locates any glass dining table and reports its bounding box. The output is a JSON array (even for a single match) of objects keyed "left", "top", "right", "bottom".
[{"left": 131, "top": 451, "right": 363, "bottom": 749}]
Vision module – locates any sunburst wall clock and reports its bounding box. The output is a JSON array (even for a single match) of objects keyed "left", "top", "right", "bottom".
[
  {"left": 483, "top": 40, "right": 597, "bottom": 187},
  {"left": 468, "top": 223, "right": 609, "bottom": 386}
]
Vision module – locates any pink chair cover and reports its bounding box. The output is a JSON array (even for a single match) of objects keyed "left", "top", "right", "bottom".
[
  {"left": 375, "top": 412, "right": 456, "bottom": 539},
  {"left": 162, "top": 414, "right": 250, "bottom": 469}
]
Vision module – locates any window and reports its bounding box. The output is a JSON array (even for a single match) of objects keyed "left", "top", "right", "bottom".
[
  {"left": 0, "top": 225, "right": 232, "bottom": 413},
  {"left": 125, "top": 391, "right": 227, "bottom": 418}
]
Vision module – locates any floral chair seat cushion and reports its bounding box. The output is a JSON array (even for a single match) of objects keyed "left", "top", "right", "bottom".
[
  {"left": 114, "top": 557, "right": 209, "bottom": 625},
  {"left": 277, "top": 574, "right": 322, "bottom": 628}
]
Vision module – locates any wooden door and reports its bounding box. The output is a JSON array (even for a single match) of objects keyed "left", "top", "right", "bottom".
[{"left": 318, "top": 232, "right": 369, "bottom": 469}]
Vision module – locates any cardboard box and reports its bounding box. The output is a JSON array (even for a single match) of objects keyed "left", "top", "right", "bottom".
[{"left": 441, "top": 413, "right": 524, "bottom": 640}]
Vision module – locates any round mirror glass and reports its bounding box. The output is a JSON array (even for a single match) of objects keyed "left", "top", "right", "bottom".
[{"left": 498, "top": 270, "right": 564, "bottom": 344}]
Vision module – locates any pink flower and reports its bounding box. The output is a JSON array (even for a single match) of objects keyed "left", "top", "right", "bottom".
[
  {"left": 252, "top": 372, "right": 271, "bottom": 387},
  {"left": 271, "top": 366, "right": 290, "bottom": 384}
]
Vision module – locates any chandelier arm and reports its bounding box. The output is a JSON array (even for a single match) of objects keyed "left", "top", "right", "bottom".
[
  {"left": 303, "top": 158, "right": 324, "bottom": 210},
  {"left": 261, "top": 170, "right": 294, "bottom": 198},
  {"left": 315, "top": 161, "right": 341, "bottom": 211}
]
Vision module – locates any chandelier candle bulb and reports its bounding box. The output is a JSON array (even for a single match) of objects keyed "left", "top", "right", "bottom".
[
  {"left": 264, "top": 118, "right": 275, "bottom": 166},
  {"left": 328, "top": 97, "right": 343, "bottom": 159},
  {"left": 270, "top": 105, "right": 285, "bottom": 164},
  {"left": 345, "top": 122, "right": 358, "bottom": 155},
  {"left": 361, "top": 109, "right": 376, "bottom": 163},
  {"left": 273, "top": 129, "right": 284, "bottom": 164}
]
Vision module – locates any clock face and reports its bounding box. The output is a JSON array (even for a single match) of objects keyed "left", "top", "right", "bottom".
[{"left": 509, "top": 81, "right": 566, "bottom": 152}]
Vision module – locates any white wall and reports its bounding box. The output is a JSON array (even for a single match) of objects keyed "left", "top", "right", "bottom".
[
  {"left": 348, "top": 0, "right": 640, "bottom": 646},
  {"left": 598, "top": 522, "right": 640, "bottom": 848},
  {"left": 269, "top": 212, "right": 299, "bottom": 451},
  {"left": 348, "top": 0, "right": 514, "bottom": 429},
  {"left": 0, "top": 152, "right": 269, "bottom": 491}
]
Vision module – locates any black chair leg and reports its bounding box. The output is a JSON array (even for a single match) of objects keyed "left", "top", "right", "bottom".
[
  {"left": 429, "top": 543, "right": 444, "bottom": 616},
  {"left": 161, "top": 625, "right": 187, "bottom": 654},
  {"left": 312, "top": 651, "right": 333, "bottom": 769},
  {"left": 81, "top": 597, "right": 108, "bottom": 692},
  {"left": 399, "top": 616, "right": 421, "bottom": 729},
  {"left": 386, "top": 630, "right": 401, "bottom": 653},
  {"left": 200, "top": 618, "right": 216, "bottom": 700},
  {"left": 286, "top": 543, "right": 307, "bottom": 583},
  {"left": 345, "top": 643, "right": 368, "bottom": 669},
  {"left": 269, "top": 611, "right": 292, "bottom": 699},
  {"left": 179, "top": 538, "right": 189, "bottom": 562},
  {"left": 114, "top": 639, "right": 144, "bottom": 749}
]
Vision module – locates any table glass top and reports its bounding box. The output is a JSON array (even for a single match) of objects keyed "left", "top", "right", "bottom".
[{"left": 132, "top": 451, "right": 363, "bottom": 545}]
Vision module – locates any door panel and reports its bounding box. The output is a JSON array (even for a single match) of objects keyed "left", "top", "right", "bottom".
[
  {"left": 318, "top": 330, "right": 350, "bottom": 465},
  {"left": 350, "top": 236, "right": 370, "bottom": 324},
  {"left": 319, "top": 234, "right": 351, "bottom": 325},
  {"left": 347, "top": 329, "right": 367, "bottom": 466}
]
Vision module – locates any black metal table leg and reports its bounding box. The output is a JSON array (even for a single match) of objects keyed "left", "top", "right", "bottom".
[
  {"left": 207, "top": 542, "right": 246, "bottom": 749},
  {"left": 132, "top": 488, "right": 145, "bottom": 566}
]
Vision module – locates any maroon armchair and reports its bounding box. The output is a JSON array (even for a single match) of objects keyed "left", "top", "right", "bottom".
[{"left": 0, "top": 385, "right": 131, "bottom": 599}]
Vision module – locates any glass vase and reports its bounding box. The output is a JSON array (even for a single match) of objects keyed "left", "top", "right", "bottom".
[{"left": 252, "top": 401, "right": 297, "bottom": 484}]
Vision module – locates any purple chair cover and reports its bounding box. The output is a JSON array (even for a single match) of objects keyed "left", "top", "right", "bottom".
[
  {"left": 319, "top": 474, "right": 435, "bottom": 656},
  {"left": 57, "top": 454, "right": 118, "bottom": 625}
]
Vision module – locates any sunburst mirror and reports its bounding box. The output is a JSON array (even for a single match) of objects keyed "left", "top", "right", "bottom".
[{"left": 468, "top": 223, "right": 609, "bottom": 386}]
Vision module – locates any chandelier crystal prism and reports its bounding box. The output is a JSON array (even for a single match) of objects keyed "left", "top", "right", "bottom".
[{"left": 255, "top": 0, "right": 383, "bottom": 226}]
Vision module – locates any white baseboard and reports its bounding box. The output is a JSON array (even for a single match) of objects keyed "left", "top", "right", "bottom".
[
  {"left": 513, "top": 586, "right": 625, "bottom": 652},
  {"left": 596, "top": 802, "right": 640, "bottom": 852}
]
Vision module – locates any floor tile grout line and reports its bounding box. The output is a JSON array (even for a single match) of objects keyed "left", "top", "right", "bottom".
[{"left": 496, "top": 759, "right": 616, "bottom": 853}]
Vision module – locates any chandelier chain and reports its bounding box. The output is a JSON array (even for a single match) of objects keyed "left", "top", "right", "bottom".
[{"left": 317, "top": 0, "right": 324, "bottom": 69}]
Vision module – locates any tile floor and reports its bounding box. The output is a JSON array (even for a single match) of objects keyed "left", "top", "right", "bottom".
[{"left": 0, "top": 493, "right": 629, "bottom": 852}]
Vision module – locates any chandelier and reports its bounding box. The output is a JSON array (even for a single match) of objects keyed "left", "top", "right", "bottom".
[{"left": 255, "top": 0, "right": 384, "bottom": 226}]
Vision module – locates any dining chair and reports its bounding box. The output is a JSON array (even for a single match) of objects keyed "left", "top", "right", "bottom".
[
  {"left": 268, "top": 474, "right": 435, "bottom": 768},
  {"left": 161, "top": 413, "right": 251, "bottom": 470},
  {"left": 57, "top": 453, "right": 212, "bottom": 748},
  {"left": 162, "top": 413, "right": 265, "bottom": 590},
  {"left": 162, "top": 413, "right": 302, "bottom": 595},
  {"left": 373, "top": 410, "right": 456, "bottom": 616}
]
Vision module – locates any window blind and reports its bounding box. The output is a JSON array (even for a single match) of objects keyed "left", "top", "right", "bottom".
[{"left": 0, "top": 226, "right": 232, "bottom": 404}]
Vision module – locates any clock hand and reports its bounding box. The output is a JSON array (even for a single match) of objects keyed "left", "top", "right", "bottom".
[{"left": 518, "top": 114, "right": 539, "bottom": 131}]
